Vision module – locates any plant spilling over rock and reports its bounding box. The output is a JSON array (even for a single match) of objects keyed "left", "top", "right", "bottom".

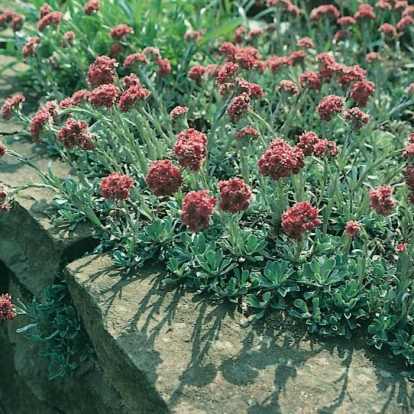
[
  {"left": 1, "top": 0, "right": 414, "bottom": 379},
  {"left": 3, "top": 281, "right": 94, "bottom": 380}
]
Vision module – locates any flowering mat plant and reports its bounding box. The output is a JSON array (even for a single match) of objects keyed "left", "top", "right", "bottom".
[{"left": 1, "top": 0, "right": 414, "bottom": 380}]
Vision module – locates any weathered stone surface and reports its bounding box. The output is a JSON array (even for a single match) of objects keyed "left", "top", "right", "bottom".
[
  {"left": 0, "top": 135, "right": 93, "bottom": 298},
  {"left": 1, "top": 274, "right": 131, "bottom": 414},
  {"left": 66, "top": 254, "right": 413, "bottom": 414}
]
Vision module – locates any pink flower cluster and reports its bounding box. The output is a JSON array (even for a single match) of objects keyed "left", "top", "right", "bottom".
[
  {"left": 22, "top": 37, "right": 40, "bottom": 58},
  {"left": 310, "top": 5, "right": 340, "bottom": 21},
  {"left": 29, "top": 101, "right": 57, "bottom": 143},
  {"left": 234, "top": 127, "right": 260, "bottom": 141},
  {"left": 227, "top": 92, "right": 251, "bottom": 123},
  {"left": 403, "top": 133, "right": 414, "bottom": 204},
  {"left": 181, "top": 190, "right": 216, "bottom": 232},
  {"left": 174, "top": 129, "right": 207, "bottom": 172},
  {"left": 316, "top": 95, "right": 345, "bottom": 122},
  {"left": 297, "top": 132, "right": 338, "bottom": 158},
  {"left": 84, "top": 0, "right": 100, "bottom": 15},
  {"left": 0, "top": 9, "right": 24, "bottom": 31},
  {"left": 170, "top": 106, "right": 188, "bottom": 121},
  {"left": 118, "top": 85, "right": 151, "bottom": 112},
  {"left": 345, "top": 221, "right": 360, "bottom": 237},
  {"left": 0, "top": 143, "right": 7, "bottom": 158},
  {"left": 0, "top": 183, "right": 11, "bottom": 212},
  {"left": 0, "top": 294, "right": 16, "bottom": 323},
  {"left": 218, "top": 178, "right": 251, "bottom": 213},
  {"left": 109, "top": 24, "right": 133, "bottom": 40},
  {"left": 281, "top": 202, "right": 321, "bottom": 241},
  {"left": 277, "top": 80, "right": 299, "bottom": 96},
  {"left": 145, "top": 160, "right": 183, "bottom": 196},
  {"left": 57, "top": 118, "right": 94, "bottom": 150},
  {"left": 369, "top": 185, "right": 394, "bottom": 216},
  {"left": 100, "top": 173, "right": 134, "bottom": 201},
  {"left": 350, "top": 80, "right": 375, "bottom": 107},
  {"left": 258, "top": 138, "right": 305, "bottom": 180},
  {"left": 343, "top": 107, "right": 370, "bottom": 131},
  {"left": 86, "top": 55, "right": 117, "bottom": 88},
  {"left": 89, "top": 84, "right": 121, "bottom": 109},
  {"left": 38, "top": 11, "right": 63, "bottom": 32},
  {"left": 1, "top": 94, "right": 25, "bottom": 120}
]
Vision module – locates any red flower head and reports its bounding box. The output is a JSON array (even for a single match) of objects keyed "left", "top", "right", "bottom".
[
  {"left": 375, "top": 1, "right": 392, "bottom": 10},
  {"left": 402, "top": 133, "right": 414, "bottom": 161},
  {"left": 227, "top": 92, "right": 251, "bottom": 123},
  {"left": 310, "top": 5, "right": 340, "bottom": 21},
  {"left": 174, "top": 128, "right": 207, "bottom": 172},
  {"left": 234, "top": 26, "right": 246, "bottom": 43},
  {"left": 86, "top": 55, "right": 117, "bottom": 88},
  {"left": 350, "top": 80, "right": 375, "bottom": 107},
  {"left": 215, "top": 62, "right": 239, "bottom": 85},
  {"left": 156, "top": 58, "right": 171, "bottom": 78},
  {"left": 343, "top": 107, "right": 370, "bottom": 131},
  {"left": 266, "top": 56, "right": 291, "bottom": 74},
  {"left": 234, "top": 46, "right": 261, "bottom": 70},
  {"left": 109, "top": 24, "right": 133, "bottom": 40},
  {"left": 0, "top": 294, "right": 16, "bottom": 323},
  {"left": 405, "top": 83, "right": 414, "bottom": 94},
  {"left": 337, "top": 16, "right": 356, "bottom": 27},
  {"left": 297, "top": 37, "right": 314, "bottom": 49},
  {"left": 235, "top": 77, "right": 264, "bottom": 99},
  {"left": 299, "top": 70, "right": 322, "bottom": 91},
  {"left": 218, "top": 178, "right": 251, "bottom": 214},
  {"left": 333, "top": 30, "right": 351, "bottom": 43},
  {"left": 365, "top": 52, "right": 381, "bottom": 63},
  {"left": 146, "top": 160, "right": 183, "bottom": 196},
  {"left": 38, "top": 11, "right": 63, "bottom": 32},
  {"left": 118, "top": 85, "right": 151, "bottom": 112},
  {"left": 277, "top": 80, "right": 300, "bottom": 96},
  {"left": 0, "top": 143, "right": 7, "bottom": 158},
  {"left": 317, "top": 95, "right": 346, "bottom": 122},
  {"left": 170, "top": 106, "right": 188, "bottom": 121},
  {"left": 100, "top": 173, "right": 134, "bottom": 201},
  {"left": 345, "top": 221, "right": 360, "bottom": 237},
  {"left": 313, "top": 139, "right": 338, "bottom": 158},
  {"left": 369, "top": 185, "right": 394, "bottom": 216},
  {"left": 258, "top": 138, "right": 305, "bottom": 180},
  {"left": 120, "top": 73, "right": 142, "bottom": 90},
  {"left": 296, "top": 131, "right": 320, "bottom": 156},
  {"left": 123, "top": 53, "right": 149, "bottom": 68},
  {"left": 84, "top": 0, "right": 99, "bottom": 15},
  {"left": 188, "top": 65, "right": 206, "bottom": 85},
  {"left": 39, "top": 3, "right": 52, "bottom": 19},
  {"left": 354, "top": 4, "right": 376, "bottom": 22},
  {"left": 396, "top": 243, "right": 406, "bottom": 253},
  {"left": 0, "top": 10, "right": 24, "bottom": 31},
  {"left": 29, "top": 101, "right": 57, "bottom": 143},
  {"left": 89, "top": 84, "right": 121, "bottom": 109},
  {"left": 70, "top": 89, "right": 91, "bottom": 105},
  {"left": 1, "top": 94, "right": 25, "bottom": 120},
  {"left": 62, "top": 31, "right": 75, "bottom": 48},
  {"left": 109, "top": 43, "right": 123, "bottom": 58},
  {"left": 181, "top": 190, "right": 216, "bottom": 232},
  {"left": 378, "top": 23, "right": 397, "bottom": 39},
  {"left": 282, "top": 202, "right": 321, "bottom": 241},
  {"left": 234, "top": 127, "right": 260, "bottom": 141},
  {"left": 22, "top": 37, "right": 40, "bottom": 58},
  {"left": 289, "top": 51, "right": 305, "bottom": 66},
  {"left": 397, "top": 16, "right": 414, "bottom": 31},
  {"left": 184, "top": 30, "right": 202, "bottom": 43},
  {"left": 57, "top": 118, "right": 94, "bottom": 150}
]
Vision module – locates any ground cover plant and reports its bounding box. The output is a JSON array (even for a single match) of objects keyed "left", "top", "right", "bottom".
[{"left": 1, "top": 0, "right": 414, "bottom": 379}]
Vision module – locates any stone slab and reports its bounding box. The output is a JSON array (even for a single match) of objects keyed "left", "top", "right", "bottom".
[{"left": 66, "top": 254, "right": 413, "bottom": 414}]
